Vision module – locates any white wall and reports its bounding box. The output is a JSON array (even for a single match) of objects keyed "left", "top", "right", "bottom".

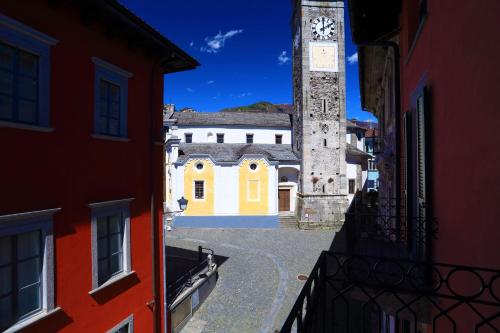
[
  {"left": 347, "top": 162, "right": 358, "bottom": 204},
  {"left": 346, "top": 132, "right": 365, "bottom": 151},
  {"left": 268, "top": 165, "right": 278, "bottom": 215},
  {"left": 173, "top": 126, "right": 292, "bottom": 145},
  {"left": 170, "top": 164, "right": 185, "bottom": 213}
]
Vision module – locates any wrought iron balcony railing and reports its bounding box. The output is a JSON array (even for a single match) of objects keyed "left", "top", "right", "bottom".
[
  {"left": 342, "top": 197, "right": 437, "bottom": 261},
  {"left": 281, "top": 252, "right": 500, "bottom": 333}
]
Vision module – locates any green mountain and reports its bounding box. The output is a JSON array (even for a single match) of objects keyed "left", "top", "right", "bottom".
[{"left": 221, "top": 102, "right": 293, "bottom": 113}]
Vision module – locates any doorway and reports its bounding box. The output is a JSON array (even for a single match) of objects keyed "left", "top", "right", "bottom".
[{"left": 279, "top": 189, "right": 291, "bottom": 212}]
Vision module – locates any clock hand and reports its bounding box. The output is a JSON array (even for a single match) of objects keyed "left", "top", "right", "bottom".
[{"left": 322, "top": 17, "right": 325, "bottom": 31}]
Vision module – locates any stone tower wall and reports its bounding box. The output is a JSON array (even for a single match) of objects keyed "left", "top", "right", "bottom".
[{"left": 292, "top": 0, "right": 348, "bottom": 229}]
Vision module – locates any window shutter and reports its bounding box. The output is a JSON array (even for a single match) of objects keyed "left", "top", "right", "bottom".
[
  {"left": 416, "top": 88, "right": 427, "bottom": 221},
  {"left": 403, "top": 112, "right": 413, "bottom": 224},
  {"left": 414, "top": 86, "right": 429, "bottom": 261}
]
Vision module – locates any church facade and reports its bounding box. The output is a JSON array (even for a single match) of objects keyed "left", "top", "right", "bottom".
[
  {"left": 164, "top": 111, "right": 300, "bottom": 227},
  {"left": 164, "top": 111, "right": 369, "bottom": 228}
]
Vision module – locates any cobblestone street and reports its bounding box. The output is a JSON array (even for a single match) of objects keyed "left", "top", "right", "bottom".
[{"left": 166, "top": 228, "right": 335, "bottom": 333}]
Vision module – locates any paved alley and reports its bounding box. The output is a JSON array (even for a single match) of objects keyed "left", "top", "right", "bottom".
[{"left": 166, "top": 228, "right": 335, "bottom": 333}]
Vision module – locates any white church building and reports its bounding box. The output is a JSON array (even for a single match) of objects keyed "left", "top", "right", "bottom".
[{"left": 164, "top": 110, "right": 370, "bottom": 227}]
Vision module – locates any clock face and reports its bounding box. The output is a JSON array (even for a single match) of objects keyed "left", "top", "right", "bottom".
[{"left": 312, "top": 16, "right": 335, "bottom": 40}]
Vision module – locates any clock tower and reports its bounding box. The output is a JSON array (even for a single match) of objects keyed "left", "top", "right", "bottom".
[{"left": 292, "top": 0, "right": 348, "bottom": 229}]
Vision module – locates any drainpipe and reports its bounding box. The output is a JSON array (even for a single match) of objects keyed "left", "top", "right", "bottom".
[
  {"left": 149, "top": 61, "right": 159, "bottom": 333},
  {"left": 358, "top": 41, "right": 401, "bottom": 225},
  {"left": 150, "top": 54, "right": 176, "bottom": 333}
]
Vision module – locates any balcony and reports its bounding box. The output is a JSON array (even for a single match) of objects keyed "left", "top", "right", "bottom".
[
  {"left": 281, "top": 198, "right": 500, "bottom": 332},
  {"left": 281, "top": 252, "right": 500, "bottom": 332}
]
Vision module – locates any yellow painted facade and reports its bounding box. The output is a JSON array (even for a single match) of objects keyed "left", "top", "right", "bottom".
[
  {"left": 183, "top": 159, "right": 215, "bottom": 216},
  {"left": 238, "top": 159, "right": 269, "bottom": 215}
]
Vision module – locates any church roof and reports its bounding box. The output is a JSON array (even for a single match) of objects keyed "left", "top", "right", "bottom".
[
  {"left": 176, "top": 143, "right": 300, "bottom": 164},
  {"left": 170, "top": 112, "right": 292, "bottom": 128}
]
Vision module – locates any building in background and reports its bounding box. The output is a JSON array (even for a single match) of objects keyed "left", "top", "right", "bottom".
[
  {"left": 345, "top": 120, "right": 371, "bottom": 205},
  {"left": 165, "top": 111, "right": 300, "bottom": 228},
  {"left": 164, "top": 111, "right": 371, "bottom": 227},
  {"left": 364, "top": 127, "right": 379, "bottom": 191},
  {"left": 0, "top": 1, "right": 198, "bottom": 332}
]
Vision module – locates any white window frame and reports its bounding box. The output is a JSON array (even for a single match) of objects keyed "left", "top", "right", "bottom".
[
  {"left": 193, "top": 181, "right": 205, "bottom": 201},
  {"left": 248, "top": 162, "right": 259, "bottom": 173},
  {"left": 0, "top": 208, "right": 60, "bottom": 333},
  {"left": 107, "top": 314, "right": 134, "bottom": 333},
  {"left": 89, "top": 198, "right": 134, "bottom": 292},
  {"left": 0, "top": 13, "right": 58, "bottom": 131},
  {"left": 216, "top": 133, "right": 224, "bottom": 143},
  {"left": 246, "top": 133, "right": 254, "bottom": 144},
  {"left": 194, "top": 162, "right": 204, "bottom": 173},
  {"left": 348, "top": 179, "right": 356, "bottom": 194}
]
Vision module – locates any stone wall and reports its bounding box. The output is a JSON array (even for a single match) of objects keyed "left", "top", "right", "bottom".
[{"left": 293, "top": 1, "right": 348, "bottom": 229}]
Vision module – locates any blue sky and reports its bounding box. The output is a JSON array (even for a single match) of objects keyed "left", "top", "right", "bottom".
[{"left": 120, "top": 0, "right": 376, "bottom": 121}]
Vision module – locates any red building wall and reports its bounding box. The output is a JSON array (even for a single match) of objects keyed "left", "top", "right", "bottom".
[
  {"left": 0, "top": 1, "right": 165, "bottom": 332},
  {"left": 398, "top": 0, "right": 500, "bottom": 267}
]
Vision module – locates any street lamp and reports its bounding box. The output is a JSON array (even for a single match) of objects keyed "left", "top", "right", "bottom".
[
  {"left": 165, "top": 197, "right": 189, "bottom": 232},
  {"left": 177, "top": 196, "right": 188, "bottom": 212}
]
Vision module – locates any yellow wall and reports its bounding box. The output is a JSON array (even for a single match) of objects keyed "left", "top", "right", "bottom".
[
  {"left": 184, "top": 159, "right": 214, "bottom": 216},
  {"left": 239, "top": 159, "right": 269, "bottom": 215}
]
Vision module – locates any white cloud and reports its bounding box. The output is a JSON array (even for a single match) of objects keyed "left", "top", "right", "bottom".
[
  {"left": 186, "top": 88, "right": 194, "bottom": 93},
  {"left": 189, "top": 41, "right": 194, "bottom": 47},
  {"left": 238, "top": 92, "right": 252, "bottom": 98},
  {"left": 278, "top": 51, "right": 290, "bottom": 65},
  {"left": 207, "top": 80, "right": 215, "bottom": 84},
  {"left": 347, "top": 52, "right": 358, "bottom": 65},
  {"left": 201, "top": 29, "right": 243, "bottom": 54}
]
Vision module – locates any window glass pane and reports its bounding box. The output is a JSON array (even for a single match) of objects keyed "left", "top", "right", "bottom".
[
  {"left": 0, "top": 236, "right": 11, "bottom": 266},
  {"left": 98, "top": 100, "right": 107, "bottom": 117},
  {"left": 98, "top": 238, "right": 108, "bottom": 259},
  {"left": 0, "top": 295, "right": 13, "bottom": 328},
  {"left": 97, "top": 116, "right": 108, "bottom": 135},
  {"left": 98, "top": 258, "right": 109, "bottom": 282},
  {"left": 17, "top": 283, "right": 41, "bottom": 317},
  {"left": 0, "top": 44, "right": 14, "bottom": 71},
  {"left": 109, "top": 102, "right": 120, "bottom": 120},
  {"left": 99, "top": 81, "right": 108, "bottom": 100},
  {"left": 17, "top": 231, "right": 40, "bottom": 260},
  {"left": 109, "top": 233, "right": 122, "bottom": 255},
  {"left": 97, "top": 217, "right": 108, "bottom": 237},
  {"left": 0, "top": 267, "right": 11, "bottom": 295},
  {"left": 0, "top": 72, "right": 13, "bottom": 95},
  {"left": 116, "top": 323, "right": 129, "bottom": 333},
  {"left": 17, "top": 258, "right": 40, "bottom": 288},
  {"left": 109, "top": 84, "right": 120, "bottom": 103},
  {"left": 108, "top": 119, "right": 120, "bottom": 136},
  {"left": 18, "top": 52, "right": 38, "bottom": 77},
  {"left": 18, "top": 100, "right": 37, "bottom": 124},
  {"left": 109, "top": 253, "right": 123, "bottom": 276},
  {"left": 109, "top": 215, "right": 121, "bottom": 233},
  {"left": 0, "top": 95, "right": 13, "bottom": 120},
  {"left": 18, "top": 77, "right": 37, "bottom": 100}
]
